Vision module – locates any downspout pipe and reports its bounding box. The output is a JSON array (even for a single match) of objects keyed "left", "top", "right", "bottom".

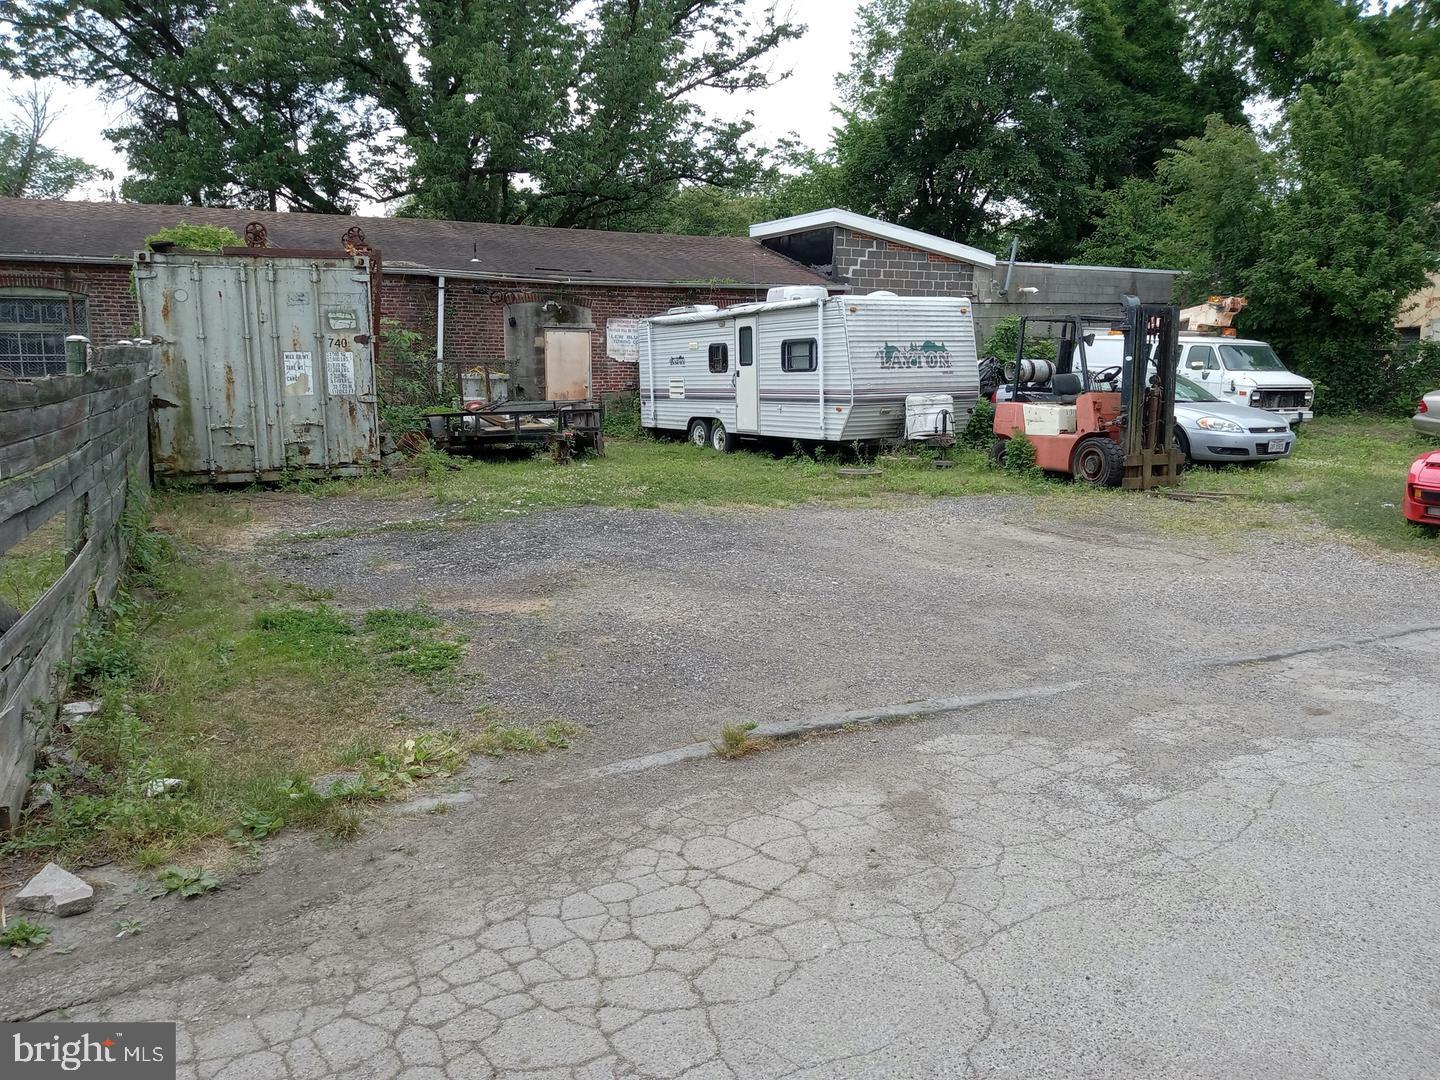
[{"left": 435, "top": 275, "right": 447, "bottom": 394}]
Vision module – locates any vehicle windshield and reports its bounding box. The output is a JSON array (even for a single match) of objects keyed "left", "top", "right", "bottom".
[
  {"left": 1174, "top": 375, "right": 1219, "bottom": 403},
  {"left": 1219, "top": 342, "right": 1288, "bottom": 372}
]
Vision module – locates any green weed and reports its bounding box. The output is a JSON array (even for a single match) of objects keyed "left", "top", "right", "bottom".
[
  {"left": 156, "top": 866, "right": 220, "bottom": 898},
  {"left": 474, "top": 717, "right": 586, "bottom": 757},
  {"left": 0, "top": 919, "right": 51, "bottom": 951},
  {"left": 714, "top": 720, "right": 767, "bottom": 760}
]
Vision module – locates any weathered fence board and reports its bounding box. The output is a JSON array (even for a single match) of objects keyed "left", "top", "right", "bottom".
[{"left": 0, "top": 346, "right": 153, "bottom": 830}]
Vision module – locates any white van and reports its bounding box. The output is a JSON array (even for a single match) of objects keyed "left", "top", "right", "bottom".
[{"left": 1085, "top": 333, "right": 1315, "bottom": 426}]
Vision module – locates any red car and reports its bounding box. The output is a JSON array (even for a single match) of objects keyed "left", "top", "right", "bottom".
[{"left": 1404, "top": 449, "right": 1440, "bottom": 529}]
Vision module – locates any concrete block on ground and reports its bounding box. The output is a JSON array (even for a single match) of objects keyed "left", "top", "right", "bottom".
[{"left": 14, "top": 861, "right": 95, "bottom": 916}]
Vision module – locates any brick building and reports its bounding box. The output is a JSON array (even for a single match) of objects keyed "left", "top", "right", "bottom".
[
  {"left": 751, "top": 209, "right": 1181, "bottom": 344},
  {"left": 0, "top": 198, "right": 828, "bottom": 397}
]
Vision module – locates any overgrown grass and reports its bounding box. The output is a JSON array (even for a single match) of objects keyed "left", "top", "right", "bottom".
[
  {"left": 473, "top": 714, "right": 586, "bottom": 757},
  {"left": 182, "top": 417, "right": 1439, "bottom": 558},
  {"left": 714, "top": 720, "right": 769, "bottom": 760},
  {"left": 0, "top": 515, "right": 69, "bottom": 613},
  {"left": 1176, "top": 416, "right": 1440, "bottom": 554},
  {"left": 4, "top": 523, "right": 471, "bottom": 869}
]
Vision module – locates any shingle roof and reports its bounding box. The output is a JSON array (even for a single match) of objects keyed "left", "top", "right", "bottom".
[{"left": 0, "top": 197, "right": 828, "bottom": 288}]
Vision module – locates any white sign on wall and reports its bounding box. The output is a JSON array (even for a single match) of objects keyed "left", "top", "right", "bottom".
[{"left": 606, "top": 318, "right": 642, "bottom": 364}]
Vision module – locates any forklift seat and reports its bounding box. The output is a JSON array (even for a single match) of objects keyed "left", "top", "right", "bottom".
[{"left": 1052, "top": 372, "right": 1084, "bottom": 402}]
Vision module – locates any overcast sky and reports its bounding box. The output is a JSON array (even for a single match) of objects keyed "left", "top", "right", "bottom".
[{"left": 0, "top": 0, "right": 861, "bottom": 210}]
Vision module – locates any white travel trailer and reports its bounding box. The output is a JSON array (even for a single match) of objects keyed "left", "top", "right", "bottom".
[{"left": 639, "top": 287, "right": 980, "bottom": 450}]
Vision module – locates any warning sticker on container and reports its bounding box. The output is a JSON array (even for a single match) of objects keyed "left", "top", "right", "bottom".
[
  {"left": 327, "top": 351, "right": 356, "bottom": 395},
  {"left": 283, "top": 351, "right": 313, "bottom": 395}
]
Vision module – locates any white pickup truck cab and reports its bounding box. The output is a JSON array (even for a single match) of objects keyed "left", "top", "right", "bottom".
[{"left": 1176, "top": 336, "right": 1314, "bottom": 426}]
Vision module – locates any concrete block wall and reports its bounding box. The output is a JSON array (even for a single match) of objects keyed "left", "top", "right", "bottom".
[{"left": 832, "top": 228, "right": 979, "bottom": 297}]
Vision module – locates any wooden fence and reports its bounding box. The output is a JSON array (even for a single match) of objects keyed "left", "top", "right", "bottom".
[{"left": 0, "top": 345, "right": 153, "bottom": 830}]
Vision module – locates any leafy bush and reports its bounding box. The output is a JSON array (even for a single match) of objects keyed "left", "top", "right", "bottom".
[
  {"left": 143, "top": 223, "right": 240, "bottom": 252},
  {"left": 1002, "top": 432, "right": 1039, "bottom": 473},
  {"left": 983, "top": 316, "right": 1057, "bottom": 362},
  {"left": 961, "top": 397, "right": 995, "bottom": 449}
]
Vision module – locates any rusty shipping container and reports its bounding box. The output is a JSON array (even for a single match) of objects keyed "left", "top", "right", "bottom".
[{"left": 136, "top": 249, "right": 380, "bottom": 481}]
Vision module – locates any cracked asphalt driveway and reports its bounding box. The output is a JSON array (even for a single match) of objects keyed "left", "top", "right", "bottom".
[{"left": 6, "top": 497, "right": 1440, "bottom": 1078}]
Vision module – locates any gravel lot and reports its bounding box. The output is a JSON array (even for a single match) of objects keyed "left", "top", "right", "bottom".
[{"left": 6, "top": 493, "right": 1439, "bottom": 1078}]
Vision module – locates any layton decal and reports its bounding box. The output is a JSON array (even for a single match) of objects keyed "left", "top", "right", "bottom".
[{"left": 877, "top": 340, "right": 952, "bottom": 370}]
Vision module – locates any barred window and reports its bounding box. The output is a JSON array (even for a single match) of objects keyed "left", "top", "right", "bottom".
[{"left": 0, "top": 294, "right": 87, "bottom": 377}]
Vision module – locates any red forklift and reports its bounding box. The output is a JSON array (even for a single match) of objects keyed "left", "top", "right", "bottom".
[{"left": 991, "top": 295, "right": 1184, "bottom": 489}]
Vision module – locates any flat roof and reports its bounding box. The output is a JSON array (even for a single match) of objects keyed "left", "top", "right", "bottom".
[{"left": 749, "top": 208, "right": 997, "bottom": 269}]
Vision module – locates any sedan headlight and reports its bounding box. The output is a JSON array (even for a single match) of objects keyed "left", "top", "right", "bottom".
[{"left": 1195, "top": 416, "right": 1245, "bottom": 433}]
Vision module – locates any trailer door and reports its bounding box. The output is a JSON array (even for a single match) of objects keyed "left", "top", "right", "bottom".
[{"left": 735, "top": 318, "right": 759, "bottom": 432}]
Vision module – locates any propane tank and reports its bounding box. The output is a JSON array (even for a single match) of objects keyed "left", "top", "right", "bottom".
[{"left": 1003, "top": 358, "right": 1057, "bottom": 384}]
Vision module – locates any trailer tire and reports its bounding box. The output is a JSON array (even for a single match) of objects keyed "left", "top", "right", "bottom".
[
  {"left": 1072, "top": 437, "right": 1125, "bottom": 487},
  {"left": 688, "top": 419, "right": 710, "bottom": 449},
  {"left": 709, "top": 420, "right": 734, "bottom": 453}
]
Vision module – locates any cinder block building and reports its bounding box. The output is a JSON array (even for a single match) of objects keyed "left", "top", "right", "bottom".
[{"left": 750, "top": 209, "right": 1182, "bottom": 345}]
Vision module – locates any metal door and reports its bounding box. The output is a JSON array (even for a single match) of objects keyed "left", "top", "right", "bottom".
[
  {"left": 735, "top": 319, "right": 759, "bottom": 432},
  {"left": 543, "top": 329, "right": 591, "bottom": 401}
]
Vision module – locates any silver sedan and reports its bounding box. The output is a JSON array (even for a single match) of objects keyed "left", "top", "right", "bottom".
[
  {"left": 1174, "top": 375, "right": 1295, "bottom": 464},
  {"left": 1415, "top": 390, "right": 1440, "bottom": 438}
]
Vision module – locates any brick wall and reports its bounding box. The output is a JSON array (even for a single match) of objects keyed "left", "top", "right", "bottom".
[
  {"left": 382, "top": 275, "right": 772, "bottom": 396},
  {"left": 0, "top": 262, "right": 139, "bottom": 343},
  {"left": 6, "top": 260, "right": 780, "bottom": 397},
  {"left": 832, "top": 228, "right": 979, "bottom": 297}
]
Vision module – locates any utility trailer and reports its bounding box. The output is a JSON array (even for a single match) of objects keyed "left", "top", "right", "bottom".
[
  {"left": 427, "top": 401, "right": 604, "bottom": 457},
  {"left": 639, "top": 287, "right": 980, "bottom": 450}
]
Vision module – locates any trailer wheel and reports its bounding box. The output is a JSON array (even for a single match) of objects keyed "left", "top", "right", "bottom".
[
  {"left": 688, "top": 419, "right": 710, "bottom": 448},
  {"left": 709, "top": 420, "right": 734, "bottom": 453},
  {"left": 1073, "top": 437, "right": 1125, "bottom": 487}
]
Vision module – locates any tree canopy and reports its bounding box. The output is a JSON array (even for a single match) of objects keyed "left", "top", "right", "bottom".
[{"left": 0, "top": 84, "right": 107, "bottom": 199}]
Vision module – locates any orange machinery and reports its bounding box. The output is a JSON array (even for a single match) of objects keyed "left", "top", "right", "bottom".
[{"left": 992, "top": 295, "right": 1184, "bottom": 490}]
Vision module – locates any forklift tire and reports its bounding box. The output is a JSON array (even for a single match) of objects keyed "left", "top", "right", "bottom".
[
  {"left": 688, "top": 419, "right": 710, "bottom": 448},
  {"left": 1174, "top": 427, "right": 1191, "bottom": 471},
  {"left": 990, "top": 437, "right": 1007, "bottom": 468},
  {"left": 1072, "top": 437, "right": 1125, "bottom": 487}
]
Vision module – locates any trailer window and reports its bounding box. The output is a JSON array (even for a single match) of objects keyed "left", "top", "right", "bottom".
[
  {"left": 781, "top": 339, "right": 817, "bottom": 373},
  {"left": 738, "top": 327, "right": 753, "bottom": 366},
  {"left": 708, "top": 343, "right": 728, "bottom": 373}
]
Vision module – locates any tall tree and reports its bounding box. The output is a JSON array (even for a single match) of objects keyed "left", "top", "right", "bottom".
[
  {"left": 0, "top": 84, "right": 107, "bottom": 198},
  {"left": 1246, "top": 42, "right": 1440, "bottom": 408},
  {"left": 0, "top": 0, "right": 364, "bottom": 212},
  {"left": 327, "top": 0, "right": 801, "bottom": 225},
  {"left": 834, "top": 0, "right": 1090, "bottom": 253},
  {"left": 832, "top": 0, "right": 1242, "bottom": 259}
]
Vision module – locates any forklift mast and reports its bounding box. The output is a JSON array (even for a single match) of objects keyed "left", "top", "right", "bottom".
[{"left": 1118, "top": 295, "right": 1183, "bottom": 490}]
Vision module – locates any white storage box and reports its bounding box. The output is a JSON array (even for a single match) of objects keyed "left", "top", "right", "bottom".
[
  {"left": 1021, "top": 403, "right": 1077, "bottom": 436},
  {"left": 905, "top": 394, "right": 955, "bottom": 441}
]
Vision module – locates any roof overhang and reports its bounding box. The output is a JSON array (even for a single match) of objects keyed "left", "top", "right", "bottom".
[
  {"left": 0, "top": 252, "right": 835, "bottom": 291},
  {"left": 749, "top": 208, "right": 997, "bottom": 269}
]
